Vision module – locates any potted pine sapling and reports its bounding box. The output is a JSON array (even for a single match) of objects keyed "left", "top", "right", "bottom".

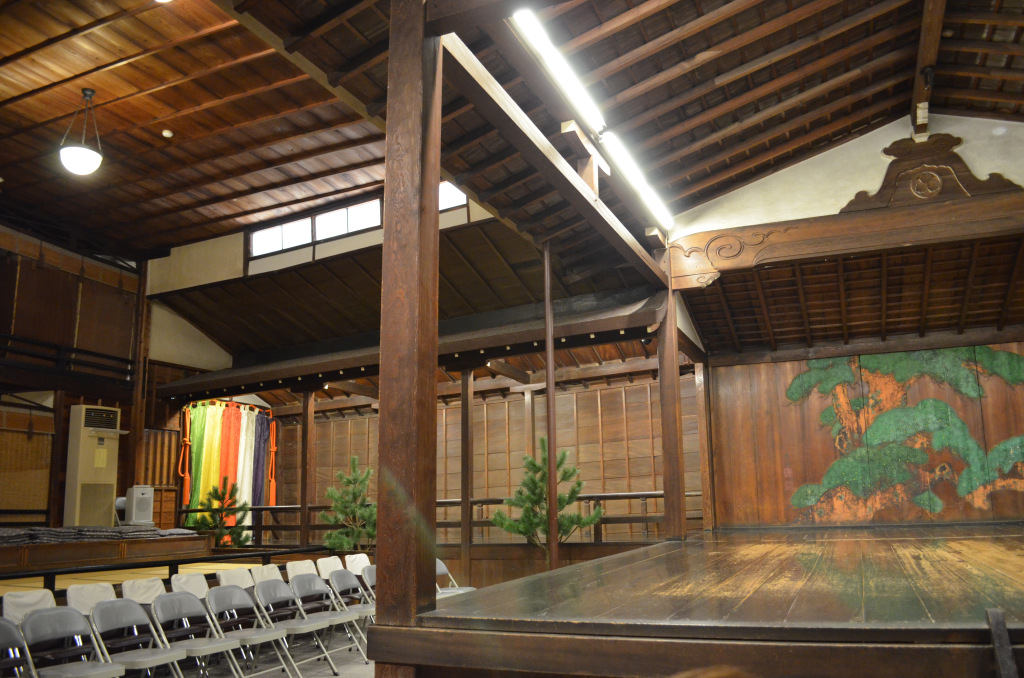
[{"left": 195, "top": 476, "right": 252, "bottom": 548}]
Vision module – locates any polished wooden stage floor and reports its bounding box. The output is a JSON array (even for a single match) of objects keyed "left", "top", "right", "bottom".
[{"left": 369, "top": 524, "right": 1024, "bottom": 677}]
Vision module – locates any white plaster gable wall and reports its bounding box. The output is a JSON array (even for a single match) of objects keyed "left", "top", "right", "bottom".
[
  {"left": 149, "top": 300, "right": 232, "bottom": 371},
  {"left": 670, "top": 115, "right": 1024, "bottom": 238}
]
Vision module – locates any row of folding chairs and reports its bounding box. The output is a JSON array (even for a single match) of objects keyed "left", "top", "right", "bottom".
[{"left": 2, "top": 572, "right": 372, "bottom": 677}]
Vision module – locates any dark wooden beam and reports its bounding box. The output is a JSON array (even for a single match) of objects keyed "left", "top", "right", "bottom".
[
  {"left": 485, "top": 360, "right": 531, "bottom": 384},
  {"left": 284, "top": 0, "right": 374, "bottom": 53},
  {"left": 795, "top": 263, "right": 813, "bottom": 348},
  {"left": 998, "top": 240, "right": 1024, "bottom": 331},
  {"left": 934, "top": 88, "right": 1024, "bottom": 106},
  {"left": 945, "top": 11, "right": 1024, "bottom": 26},
  {"left": 957, "top": 241, "right": 981, "bottom": 335},
  {"left": 659, "top": 289, "right": 685, "bottom": 540},
  {"left": 716, "top": 285, "right": 742, "bottom": 354},
  {"left": 911, "top": 0, "right": 948, "bottom": 136},
  {"left": 426, "top": 0, "right": 574, "bottom": 35},
  {"left": 129, "top": 262, "right": 150, "bottom": 485},
  {"left": 669, "top": 193, "right": 1024, "bottom": 289},
  {"left": 441, "top": 35, "right": 668, "bottom": 289},
  {"left": 544, "top": 243, "right": 559, "bottom": 570},
  {"left": 460, "top": 370, "right": 474, "bottom": 586},
  {"left": 752, "top": 270, "right": 776, "bottom": 352},
  {"left": 300, "top": 390, "right": 314, "bottom": 546},
  {"left": 710, "top": 325, "right": 1024, "bottom": 367},
  {"left": 563, "top": 0, "right": 678, "bottom": 54},
  {"left": 933, "top": 64, "right": 1024, "bottom": 82},
  {"left": 376, "top": 0, "right": 442, "bottom": 653},
  {"left": 325, "top": 380, "right": 379, "bottom": 399},
  {"left": 920, "top": 247, "right": 934, "bottom": 337}
]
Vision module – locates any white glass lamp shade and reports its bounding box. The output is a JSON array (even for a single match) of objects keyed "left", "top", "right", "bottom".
[{"left": 59, "top": 144, "right": 102, "bottom": 175}]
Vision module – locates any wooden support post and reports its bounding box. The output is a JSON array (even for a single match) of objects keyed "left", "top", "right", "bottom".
[
  {"left": 694, "top": 362, "right": 715, "bottom": 531},
  {"left": 374, "top": 1, "right": 442, "bottom": 669},
  {"left": 47, "top": 390, "right": 66, "bottom": 527},
  {"left": 128, "top": 262, "right": 150, "bottom": 485},
  {"left": 544, "top": 243, "right": 559, "bottom": 569},
  {"left": 460, "top": 370, "right": 474, "bottom": 586},
  {"left": 300, "top": 390, "right": 314, "bottom": 546},
  {"left": 660, "top": 290, "right": 686, "bottom": 540},
  {"left": 524, "top": 388, "right": 536, "bottom": 459}
]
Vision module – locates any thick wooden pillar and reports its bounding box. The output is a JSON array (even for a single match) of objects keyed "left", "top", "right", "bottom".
[
  {"left": 694, "top": 362, "right": 715, "bottom": 530},
  {"left": 460, "top": 370, "right": 474, "bottom": 585},
  {"left": 128, "top": 262, "right": 150, "bottom": 484},
  {"left": 659, "top": 290, "right": 686, "bottom": 540},
  {"left": 543, "top": 243, "right": 559, "bottom": 569},
  {"left": 300, "top": 390, "right": 315, "bottom": 546},
  {"left": 374, "top": 1, "right": 442, "bottom": 674},
  {"left": 47, "top": 390, "right": 66, "bottom": 527}
]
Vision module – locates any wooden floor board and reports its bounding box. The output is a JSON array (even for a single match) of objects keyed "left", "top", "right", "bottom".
[{"left": 422, "top": 524, "right": 1024, "bottom": 642}]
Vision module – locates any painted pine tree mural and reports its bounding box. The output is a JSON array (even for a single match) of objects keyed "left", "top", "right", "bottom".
[{"left": 786, "top": 346, "right": 1024, "bottom": 523}]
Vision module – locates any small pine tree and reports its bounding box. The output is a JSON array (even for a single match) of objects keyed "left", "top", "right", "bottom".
[
  {"left": 195, "top": 477, "right": 251, "bottom": 548},
  {"left": 321, "top": 457, "right": 377, "bottom": 552},
  {"left": 491, "top": 438, "right": 602, "bottom": 559}
]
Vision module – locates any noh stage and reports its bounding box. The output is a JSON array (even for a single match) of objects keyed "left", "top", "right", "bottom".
[{"left": 369, "top": 524, "right": 1024, "bottom": 678}]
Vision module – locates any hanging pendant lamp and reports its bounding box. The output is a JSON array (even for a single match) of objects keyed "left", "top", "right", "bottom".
[{"left": 59, "top": 88, "right": 103, "bottom": 176}]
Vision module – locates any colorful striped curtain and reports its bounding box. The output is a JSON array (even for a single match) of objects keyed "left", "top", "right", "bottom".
[{"left": 179, "top": 401, "right": 274, "bottom": 527}]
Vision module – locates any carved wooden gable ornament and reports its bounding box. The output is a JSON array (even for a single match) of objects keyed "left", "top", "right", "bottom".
[
  {"left": 669, "top": 134, "right": 1024, "bottom": 290},
  {"left": 841, "top": 134, "right": 1021, "bottom": 212}
]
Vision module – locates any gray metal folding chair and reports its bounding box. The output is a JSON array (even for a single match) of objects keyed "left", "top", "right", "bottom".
[
  {"left": 252, "top": 579, "right": 337, "bottom": 676},
  {"left": 90, "top": 598, "right": 187, "bottom": 678},
  {"left": 151, "top": 591, "right": 243, "bottom": 678},
  {"left": 435, "top": 558, "right": 476, "bottom": 597},
  {"left": 0, "top": 616, "right": 37, "bottom": 678},
  {"left": 170, "top": 573, "right": 210, "bottom": 601},
  {"left": 20, "top": 607, "right": 125, "bottom": 678},
  {"left": 327, "top": 569, "right": 375, "bottom": 621},
  {"left": 2, "top": 590, "right": 56, "bottom": 624},
  {"left": 205, "top": 584, "right": 293, "bottom": 678},
  {"left": 359, "top": 565, "right": 377, "bottom": 602},
  {"left": 289, "top": 574, "right": 367, "bottom": 663}
]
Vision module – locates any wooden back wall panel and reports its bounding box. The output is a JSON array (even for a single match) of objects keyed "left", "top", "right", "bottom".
[{"left": 712, "top": 343, "right": 1024, "bottom": 526}]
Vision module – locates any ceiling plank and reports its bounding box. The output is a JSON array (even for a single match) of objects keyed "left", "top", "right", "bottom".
[
  {"left": 562, "top": 0, "right": 679, "bottom": 54},
  {"left": 716, "top": 285, "right": 742, "bottom": 353},
  {"left": 0, "top": 0, "right": 159, "bottom": 70},
  {"left": 910, "top": 0, "right": 949, "bottom": 136},
  {"left": 935, "top": 89, "right": 1024, "bottom": 106},
  {"left": 933, "top": 65, "right": 1024, "bottom": 82},
  {"left": 794, "top": 263, "right": 813, "bottom": 348},
  {"left": 838, "top": 257, "right": 849, "bottom": 345},
  {"left": 622, "top": 0, "right": 913, "bottom": 133},
  {"left": 639, "top": 34, "right": 918, "bottom": 150},
  {"left": 880, "top": 253, "right": 888, "bottom": 342},
  {"left": 281, "top": 0, "right": 375, "bottom": 53},
  {"left": 441, "top": 34, "right": 668, "bottom": 288},
  {"left": 944, "top": 11, "right": 1024, "bottom": 27},
  {"left": 607, "top": 0, "right": 844, "bottom": 110},
  {"left": 584, "top": 0, "right": 762, "bottom": 84}
]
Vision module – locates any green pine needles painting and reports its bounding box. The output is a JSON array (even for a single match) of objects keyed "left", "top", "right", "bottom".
[
  {"left": 491, "top": 438, "right": 602, "bottom": 558},
  {"left": 786, "top": 346, "right": 1024, "bottom": 523}
]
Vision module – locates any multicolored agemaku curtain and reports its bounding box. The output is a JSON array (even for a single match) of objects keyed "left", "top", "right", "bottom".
[{"left": 178, "top": 401, "right": 277, "bottom": 527}]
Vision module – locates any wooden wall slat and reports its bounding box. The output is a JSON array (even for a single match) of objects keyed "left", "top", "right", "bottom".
[{"left": 276, "top": 374, "right": 700, "bottom": 543}]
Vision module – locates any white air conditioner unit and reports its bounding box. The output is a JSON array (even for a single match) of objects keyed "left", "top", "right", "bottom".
[
  {"left": 64, "top": 405, "right": 129, "bottom": 527},
  {"left": 125, "top": 485, "right": 154, "bottom": 526}
]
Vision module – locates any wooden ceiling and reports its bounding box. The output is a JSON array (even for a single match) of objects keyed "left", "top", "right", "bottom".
[
  {"left": 3, "top": 0, "right": 1019, "bottom": 270},
  {"left": 2, "top": 0, "right": 1022, "bottom": 380},
  {"left": 152, "top": 219, "right": 639, "bottom": 359},
  {"left": 683, "top": 234, "right": 1024, "bottom": 359}
]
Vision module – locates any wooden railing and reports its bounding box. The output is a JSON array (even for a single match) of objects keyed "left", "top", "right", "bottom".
[
  {"left": 179, "top": 490, "right": 702, "bottom": 546},
  {"left": 0, "top": 333, "right": 133, "bottom": 384}
]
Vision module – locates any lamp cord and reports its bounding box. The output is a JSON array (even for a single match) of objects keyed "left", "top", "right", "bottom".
[{"left": 59, "top": 99, "right": 86, "bottom": 147}]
